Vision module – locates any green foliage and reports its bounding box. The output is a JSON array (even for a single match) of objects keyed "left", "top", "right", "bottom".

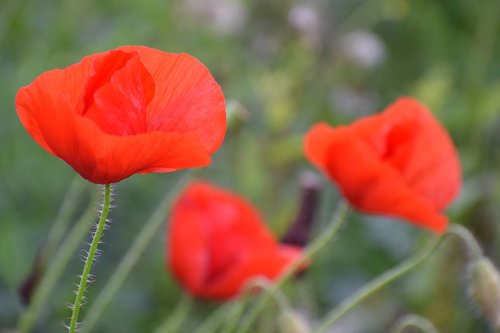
[{"left": 1, "top": 0, "right": 499, "bottom": 332}]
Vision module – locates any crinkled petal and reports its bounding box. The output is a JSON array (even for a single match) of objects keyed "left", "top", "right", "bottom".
[
  {"left": 200, "top": 244, "right": 303, "bottom": 300},
  {"left": 350, "top": 97, "right": 461, "bottom": 210},
  {"left": 16, "top": 47, "right": 225, "bottom": 184},
  {"left": 167, "top": 182, "right": 305, "bottom": 300},
  {"left": 17, "top": 85, "right": 211, "bottom": 184},
  {"left": 82, "top": 51, "right": 154, "bottom": 135},
  {"left": 168, "top": 200, "right": 209, "bottom": 296},
  {"left": 119, "top": 46, "right": 226, "bottom": 154},
  {"left": 310, "top": 126, "right": 448, "bottom": 232}
]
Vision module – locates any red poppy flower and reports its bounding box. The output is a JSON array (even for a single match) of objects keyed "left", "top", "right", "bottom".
[
  {"left": 304, "top": 97, "right": 461, "bottom": 233},
  {"left": 167, "top": 181, "right": 304, "bottom": 300},
  {"left": 16, "top": 46, "right": 226, "bottom": 184}
]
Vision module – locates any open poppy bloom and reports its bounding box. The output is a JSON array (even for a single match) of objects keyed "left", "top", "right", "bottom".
[
  {"left": 304, "top": 97, "right": 461, "bottom": 233},
  {"left": 167, "top": 181, "right": 305, "bottom": 300},
  {"left": 16, "top": 46, "right": 226, "bottom": 184}
]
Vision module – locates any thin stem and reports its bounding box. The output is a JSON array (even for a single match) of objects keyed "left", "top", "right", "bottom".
[
  {"left": 44, "top": 177, "right": 87, "bottom": 261},
  {"left": 390, "top": 314, "right": 440, "bottom": 333},
  {"left": 221, "top": 278, "right": 291, "bottom": 333},
  {"left": 312, "top": 235, "right": 444, "bottom": 333},
  {"left": 81, "top": 173, "right": 192, "bottom": 333},
  {"left": 446, "top": 224, "right": 483, "bottom": 260},
  {"left": 193, "top": 303, "right": 234, "bottom": 333},
  {"left": 18, "top": 189, "right": 98, "bottom": 333},
  {"left": 68, "top": 184, "right": 112, "bottom": 333},
  {"left": 153, "top": 294, "right": 193, "bottom": 333},
  {"left": 237, "top": 202, "right": 350, "bottom": 333},
  {"left": 246, "top": 277, "right": 291, "bottom": 311}
]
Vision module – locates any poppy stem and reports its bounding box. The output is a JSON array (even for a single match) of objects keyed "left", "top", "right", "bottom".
[
  {"left": 237, "top": 201, "right": 350, "bottom": 333},
  {"left": 221, "top": 277, "right": 291, "bottom": 333},
  {"left": 43, "top": 177, "right": 87, "bottom": 263},
  {"left": 152, "top": 293, "right": 193, "bottom": 333},
  {"left": 17, "top": 188, "right": 98, "bottom": 333},
  {"left": 68, "top": 183, "right": 112, "bottom": 333},
  {"left": 446, "top": 224, "right": 483, "bottom": 260},
  {"left": 80, "top": 172, "right": 192, "bottom": 333},
  {"left": 390, "top": 314, "right": 440, "bottom": 333},
  {"left": 312, "top": 235, "right": 445, "bottom": 333},
  {"left": 192, "top": 302, "right": 234, "bottom": 333}
]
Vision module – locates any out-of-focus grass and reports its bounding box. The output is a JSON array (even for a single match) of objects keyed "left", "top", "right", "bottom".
[{"left": 1, "top": 0, "right": 499, "bottom": 332}]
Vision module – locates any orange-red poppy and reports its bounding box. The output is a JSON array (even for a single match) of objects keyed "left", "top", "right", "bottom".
[
  {"left": 167, "top": 181, "right": 304, "bottom": 300},
  {"left": 16, "top": 46, "right": 226, "bottom": 184},
  {"left": 304, "top": 97, "right": 461, "bottom": 233}
]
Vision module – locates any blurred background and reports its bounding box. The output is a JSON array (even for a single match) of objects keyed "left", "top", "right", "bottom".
[{"left": 1, "top": 0, "right": 500, "bottom": 332}]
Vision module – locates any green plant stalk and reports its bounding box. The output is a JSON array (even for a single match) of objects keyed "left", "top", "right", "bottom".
[
  {"left": 219, "top": 277, "right": 290, "bottom": 333},
  {"left": 153, "top": 293, "right": 193, "bottom": 333},
  {"left": 237, "top": 202, "right": 350, "bottom": 333},
  {"left": 390, "top": 314, "right": 440, "bottom": 333},
  {"left": 446, "top": 224, "right": 483, "bottom": 259},
  {"left": 44, "top": 177, "right": 87, "bottom": 260},
  {"left": 18, "top": 189, "right": 98, "bottom": 333},
  {"left": 81, "top": 173, "right": 192, "bottom": 333},
  {"left": 68, "top": 184, "right": 112, "bottom": 333},
  {"left": 193, "top": 303, "right": 234, "bottom": 333},
  {"left": 312, "top": 235, "right": 444, "bottom": 333}
]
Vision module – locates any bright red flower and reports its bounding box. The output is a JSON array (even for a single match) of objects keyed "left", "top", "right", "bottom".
[
  {"left": 304, "top": 97, "right": 461, "bottom": 233},
  {"left": 167, "top": 181, "right": 304, "bottom": 300},
  {"left": 16, "top": 46, "right": 226, "bottom": 184}
]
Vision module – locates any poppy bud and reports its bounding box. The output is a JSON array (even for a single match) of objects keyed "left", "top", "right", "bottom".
[
  {"left": 467, "top": 256, "right": 500, "bottom": 330},
  {"left": 279, "top": 310, "right": 311, "bottom": 333},
  {"left": 226, "top": 99, "right": 250, "bottom": 132},
  {"left": 281, "top": 171, "right": 321, "bottom": 247}
]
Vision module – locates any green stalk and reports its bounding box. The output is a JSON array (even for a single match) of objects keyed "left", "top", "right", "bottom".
[
  {"left": 237, "top": 202, "right": 350, "bottom": 333},
  {"left": 44, "top": 177, "right": 87, "bottom": 261},
  {"left": 312, "top": 235, "right": 444, "bottom": 333},
  {"left": 18, "top": 188, "right": 97, "bottom": 333},
  {"left": 153, "top": 294, "right": 193, "bottom": 333},
  {"left": 68, "top": 184, "right": 112, "bottom": 333},
  {"left": 81, "top": 173, "right": 191, "bottom": 333}
]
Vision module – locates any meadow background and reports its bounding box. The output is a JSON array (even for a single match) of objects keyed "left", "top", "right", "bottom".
[{"left": 1, "top": 0, "right": 500, "bottom": 332}]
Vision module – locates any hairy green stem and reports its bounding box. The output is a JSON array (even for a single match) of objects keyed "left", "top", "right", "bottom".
[
  {"left": 18, "top": 188, "right": 97, "bottom": 333},
  {"left": 68, "top": 184, "right": 112, "bottom": 333},
  {"left": 446, "top": 224, "right": 483, "bottom": 259},
  {"left": 81, "top": 173, "right": 191, "bottom": 333},
  {"left": 237, "top": 202, "right": 350, "bottom": 333}
]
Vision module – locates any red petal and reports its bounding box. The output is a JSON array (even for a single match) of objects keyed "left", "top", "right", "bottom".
[
  {"left": 16, "top": 47, "right": 224, "bottom": 183},
  {"left": 350, "top": 97, "right": 461, "bottom": 210},
  {"left": 82, "top": 51, "right": 154, "bottom": 135},
  {"left": 167, "top": 182, "right": 303, "bottom": 300},
  {"left": 200, "top": 244, "right": 303, "bottom": 300},
  {"left": 304, "top": 98, "right": 460, "bottom": 233},
  {"left": 304, "top": 123, "right": 341, "bottom": 170},
  {"left": 168, "top": 197, "right": 209, "bottom": 295},
  {"left": 119, "top": 46, "right": 226, "bottom": 154},
  {"left": 321, "top": 127, "right": 448, "bottom": 232},
  {"left": 17, "top": 84, "right": 211, "bottom": 184}
]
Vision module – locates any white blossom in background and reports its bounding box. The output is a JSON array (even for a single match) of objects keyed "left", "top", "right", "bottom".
[
  {"left": 288, "top": 3, "right": 322, "bottom": 48},
  {"left": 338, "top": 31, "right": 386, "bottom": 69},
  {"left": 181, "top": 0, "right": 248, "bottom": 36},
  {"left": 330, "top": 86, "right": 380, "bottom": 116}
]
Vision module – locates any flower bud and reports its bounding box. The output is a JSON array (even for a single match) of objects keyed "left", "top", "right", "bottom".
[
  {"left": 279, "top": 310, "right": 311, "bottom": 333},
  {"left": 467, "top": 256, "right": 500, "bottom": 330},
  {"left": 282, "top": 171, "right": 321, "bottom": 247}
]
